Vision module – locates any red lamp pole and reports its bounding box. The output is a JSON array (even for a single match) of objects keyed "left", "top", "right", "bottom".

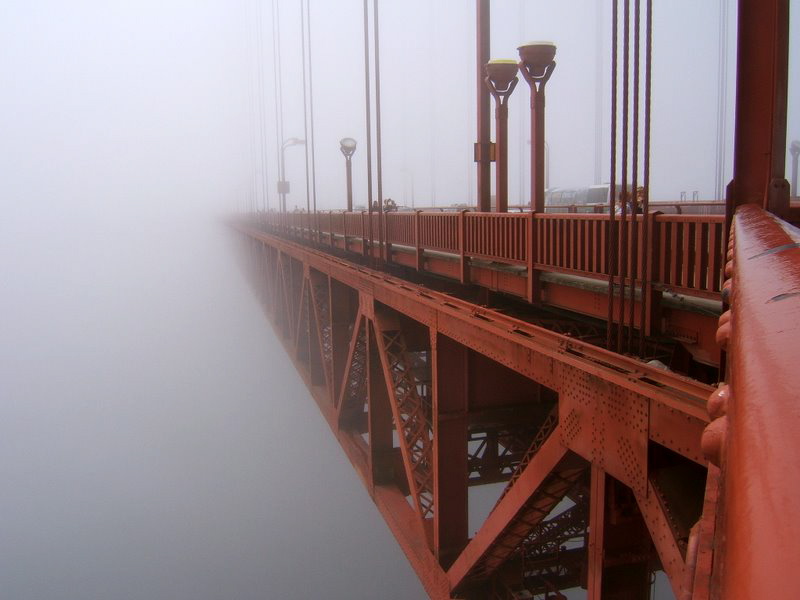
[
  {"left": 519, "top": 43, "right": 556, "bottom": 213},
  {"left": 485, "top": 60, "right": 519, "bottom": 213}
]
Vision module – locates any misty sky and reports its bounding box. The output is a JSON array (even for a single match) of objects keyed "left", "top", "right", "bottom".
[{"left": 0, "top": 1, "right": 797, "bottom": 599}]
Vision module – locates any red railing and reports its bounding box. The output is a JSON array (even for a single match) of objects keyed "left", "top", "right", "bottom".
[
  {"left": 533, "top": 213, "right": 724, "bottom": 298},
  {"left": 384, "top": 212, "right": 415, "bottom": 246},
  {"left": 464, "top": 212, "right": 528, "bottom": 264},
  {"left": 708, "top": 204, "right": 800, "bottom": 598},
  {"left": 418, "top": 212, "right": 459, "bottom": 253},
  {"left": 251, "top": 210, "right": 725, "bottom": 300}
]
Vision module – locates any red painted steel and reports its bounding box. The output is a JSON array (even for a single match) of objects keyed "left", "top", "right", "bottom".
[
  {"left": 708, "top": 204, "right": 800, "bottom": 599},
  {"left": 236, "top": 223, "right": 714, "bottom": 598},
  {"left": 256, "top": 210, "right": 725, "bottom": 300}
]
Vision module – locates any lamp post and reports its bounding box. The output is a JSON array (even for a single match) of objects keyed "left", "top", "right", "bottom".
[
  {"left": 279, "top": 137, "right": 305, "bottom": 212},
  {"left": 340, "top": 137, "right": 357, "bottom": 211},
  {"left": 791, "top": 140, "right": 800, "bottom": 198},
  {"left": 518, "top": 42, "right": 556, "bottom": 213},
  {"left": 485, "top": 59, "right": 519, "bottom": 213}
]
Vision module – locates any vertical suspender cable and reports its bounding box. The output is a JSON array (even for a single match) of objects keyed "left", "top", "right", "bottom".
[
  {"left": 714, "top": 0, "right": 729, "bottom": 202},
  {"left": 594, "top": 0, "right": 604, "bottom": 185},
  {"left": 606, "top": 0, "right": 619, "bottom": 350},
  {"left": 256, "top": 0, "right": 271, "bottom": 212},
  {"left": 639, "top": 0, "right": 653, "bottom": 354},
  {"left": 245, "top": 0, "right": 257, "bottom": 213},
  {"left": 628, "top": 0, "right": 640, "bottom": 352},
  {"left": 300, "top": 0, "right": 311, "bottom": 215},
  {"left": 617, "top": 0, "right": 630, "bottom": 354},
  {"left": 271, "top": 0, "right": 285, "bottom": 210},
  {"left": 362, "top": 0, "right": 374, "bottom": 253},
  {"left": 373, "top": 0, "right": 384, "bottom": 259},
  {"left": 306, "top": 0, "right": 319, "bottom": 234}
]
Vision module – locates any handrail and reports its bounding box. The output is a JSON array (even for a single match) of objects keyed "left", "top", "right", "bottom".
[
  {"left": 704, "top": 204, "right": 800, "bottom": 599},
  {"left": 250, "top": 210, "right": 726, "bottom": 300}
]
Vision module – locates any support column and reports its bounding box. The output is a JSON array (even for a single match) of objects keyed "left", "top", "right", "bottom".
[
  {"left": 476, "top": 0, "right": 492, "bottom": 212},
  {"left": 587, "top": 465, "right": 606, "bottom": 600},
  {"left": 432, "top": 332, "right": 469, "bottom": 569},
  {"left": 727, "top": 0, "right": 790, "bottom": 220}
]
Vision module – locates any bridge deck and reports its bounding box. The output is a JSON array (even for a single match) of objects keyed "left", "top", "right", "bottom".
[{"left": 247, "top": 210, "right": 725, "bottom": 371}]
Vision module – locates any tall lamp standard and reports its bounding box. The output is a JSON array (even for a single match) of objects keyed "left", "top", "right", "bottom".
[
  {"left": 279, "top": 137, "right": 305, "bottom": 212},
  {"left": 791, "top": 140, "right": 800, "bottom": 198},
  {"left": 340, "top": 137, "right": 357, "bottom": 211},
  {"left": 485, "top": 59, "right": 519, "bottom": 213},
  {"left": 518, "top": 42, "right": 556, "bottom": 213}
]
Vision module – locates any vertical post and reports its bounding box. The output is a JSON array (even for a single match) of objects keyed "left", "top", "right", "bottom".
[
  {"left": 518, "top": 43, "right": 557, "bottom": 214},
  {"left": 587, "top": 465, "right": 607, "bottom": 600},
  {"left": 345, "top": 157, "right": 353, "bottom": 212},
  {"left": 458, "top": 210, "right": 469, "bottom": 284},
  {"left": 415, "top": 210, "right": 423, "bottom": 271},
  {"left": 432, "top": 332, "right": 469, "bottom": 569},
  {"left": 476, "top": 0, "right": 492, "bottom": 213},
  {"left": 485, "top": 61, "right": 518, "bottom": 214},
  {"left": 526, "top": 211, "right": 537, "bottom": 303},
  {"left": 727, "top": 0, "right": 790, "bottom": 221},
  {"left": 497, "top": 101, "right": 509, "bottom": 213},
  {"left": 532, "top": 87, "right": 546, "bottom": 212},
  {"left": 790, "top": 141, "right": 799, "bottom": 198},
  {"left": 279, "top": 145, "right": 287, "bottom": 212}
]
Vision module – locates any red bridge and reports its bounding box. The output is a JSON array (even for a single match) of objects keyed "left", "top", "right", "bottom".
[{"left": 234, "top": 1, "right": 799, "bottom": 598}]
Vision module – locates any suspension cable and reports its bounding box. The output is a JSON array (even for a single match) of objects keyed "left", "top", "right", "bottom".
[
  {"left": 256, "top": 0, "right": 271, "bottom": 212},
  {"left": 306, "top": 0, "right": 318, "bottom": 221},
  {"left": 628, "top": 0, "right": 641, "bottom": 352},
  {"left": 363, "top": 0, "right": 374, "bottom": 250},
  {"left": 606, "top": 0, "right": 619, "bottom": 350},
  {"left": 639, "top": 0, "right": 653, "bottom": 354},
  {"left": 373, "top": 0, "right": 384, "bottom": 259},
  {"left": 245, "top": 0, "right": 257, "bottom": 213},
  {"left": 300, "top": 0, "right": 311, "bottom": 214},
  {"left": 617, "top": 0, "right": 630, "bottom": 354},
  {"left": 271, "top": 0, "right": 285, "bottom": 210}
]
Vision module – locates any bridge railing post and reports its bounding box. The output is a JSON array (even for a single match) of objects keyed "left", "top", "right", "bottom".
[
  {"left": 458, "top": 210, "right": 469, "bottom": 284},
  {"left": 527, "top": 211, "right": 536, "bottom": 303},
  {"left": 643, "top": 212, "right": 663, "bottom": 337},
  {"left": 414, "top": 210, "right": 423, "bottom": 271},
  {"left": 361, "top": 211, "right": 368, "bottom": 256}
]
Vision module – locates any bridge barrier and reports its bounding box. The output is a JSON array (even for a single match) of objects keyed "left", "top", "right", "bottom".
[
  {"left": 255, "top": 210, "right": 725, "bottom": 300},
  {"left": 705, "top": 204, "right": 800, "bottom": 598}
]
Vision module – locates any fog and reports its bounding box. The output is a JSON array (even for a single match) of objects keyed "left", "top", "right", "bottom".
[
  {"left": 1, "top": 1, "right": 797, "bottom": 599},
  {"left": 1, "top": 1, "right": 423, "bottom": 598}
]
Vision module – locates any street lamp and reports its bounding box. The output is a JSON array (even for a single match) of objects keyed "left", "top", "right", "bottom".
[
  {"left": 518, "top": 41, "right": 557, "bottom": 213},
  {"left": 791, "top": 140, "right": 800, "bottom": 198},
  {"left": 279, "top": 137, "right": 305, "bottom": 212},
  {"left": 485, "top": 59, "right": 519, "bottom": 213},
  {"left": 340, "top": 137, "right": 357, "bottom": 211}
]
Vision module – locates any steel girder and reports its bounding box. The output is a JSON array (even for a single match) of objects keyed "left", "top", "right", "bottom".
[{"left": 237, "top": 226, "right": 715, "bottom": 599}]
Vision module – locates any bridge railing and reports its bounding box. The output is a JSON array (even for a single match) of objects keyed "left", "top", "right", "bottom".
[
  {"left": 708, "top": 204, "right": 800, "bottom": 597},
  {"left": 464, "top": 212, "right": 529, "bottom": 264},
  {"left": 254, "top": 210, "right": 725, "bottom": 300}
]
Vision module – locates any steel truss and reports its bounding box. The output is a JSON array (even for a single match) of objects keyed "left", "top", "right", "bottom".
[{"left": 237, "top": 226, "right": 717, "bottom": 599}]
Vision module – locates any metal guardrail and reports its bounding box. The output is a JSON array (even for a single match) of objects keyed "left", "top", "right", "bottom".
[
  {"left": 703, "top": 204, "right": 800, "bottom": 598},
  {"left": 255, "top": 209, "right": 725, "bottom": 300}
]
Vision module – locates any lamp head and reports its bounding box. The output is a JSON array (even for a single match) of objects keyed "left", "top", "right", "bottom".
[
  {"left": 485, "top": 59, "right": 519, "bottom": 93},
  {"left": 340, "top": 137, "right": 357, "bottom": 158},
  {"left": 518, "top": 41, "right": 557, "bottom": 78}
]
